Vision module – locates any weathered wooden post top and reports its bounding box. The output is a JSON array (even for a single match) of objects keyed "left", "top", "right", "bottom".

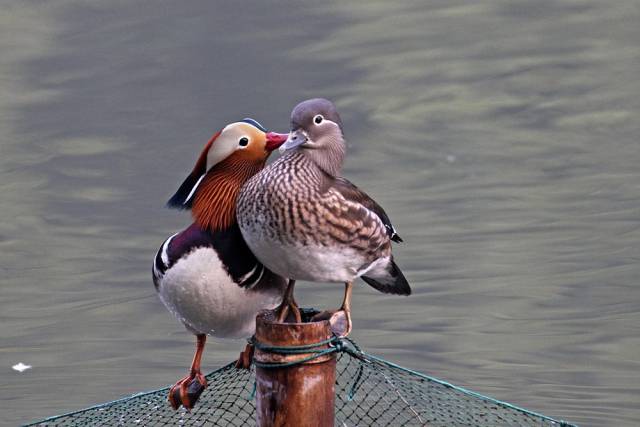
[{"left": 253, "top": 310, "right": 337, "bottom": 427}]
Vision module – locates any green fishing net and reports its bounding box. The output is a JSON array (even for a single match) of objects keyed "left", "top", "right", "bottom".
[{"left": 26, "top": 339, "right": 575, "bottom": 427}]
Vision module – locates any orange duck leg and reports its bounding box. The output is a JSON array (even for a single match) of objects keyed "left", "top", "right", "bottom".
[{"left": 168, "top": 334, "right": 208, "bottom": 410}]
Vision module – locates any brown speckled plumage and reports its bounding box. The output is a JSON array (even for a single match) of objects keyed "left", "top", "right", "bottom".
[
  {"left": 237, "top": 99, "right": 410, "bottom": 296},
  {"left": 239, "top": 150, "right": 390, "bottom": 258}
]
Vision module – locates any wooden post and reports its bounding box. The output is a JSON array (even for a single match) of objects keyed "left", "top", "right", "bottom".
[{"left": 254, "top": 310, "right": 336, "bottom": 427}]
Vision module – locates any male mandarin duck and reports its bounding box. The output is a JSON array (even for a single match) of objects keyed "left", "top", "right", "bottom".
[
  {"left": 237, "top": 99, "right": 410, "bottom": 337},
  {"left": 153, "top": 119, "right": 288, "bottom": 410}
]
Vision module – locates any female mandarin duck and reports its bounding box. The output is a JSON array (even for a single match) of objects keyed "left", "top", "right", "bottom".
[
  {"left": 153, "top": 119, "right": 288, "bottom": 410},
  {"left": 237, "top": 99, "right": 410, "bottom": 337}
]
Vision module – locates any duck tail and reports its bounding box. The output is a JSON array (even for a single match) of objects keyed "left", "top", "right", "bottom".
[{"left": 361, "top": 258, "right": 411, "bottom": 296}]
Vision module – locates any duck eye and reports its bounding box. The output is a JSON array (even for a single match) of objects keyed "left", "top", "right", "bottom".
[
  {"left": 313, "top": 115, "right": 324, "bottom": 125},
  {"left": 238, "top": 137, "right": 249, "bottom": 147}
]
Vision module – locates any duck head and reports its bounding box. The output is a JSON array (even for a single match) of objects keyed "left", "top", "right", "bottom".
[
  {"left": 167, "top": 119, "right": 287, "bottom": 230},
  {"left": 281, "top": 98, "right": 346, "bottom": 177}
]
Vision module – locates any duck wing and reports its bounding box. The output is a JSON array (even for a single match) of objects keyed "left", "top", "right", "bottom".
[{"left": 330, "top": 176, "right": 403, "bottom": 243}]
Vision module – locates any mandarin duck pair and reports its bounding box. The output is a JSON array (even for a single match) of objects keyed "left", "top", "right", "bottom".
[{"left": 153, "top": 99, "right": 411, "bottom": 410}]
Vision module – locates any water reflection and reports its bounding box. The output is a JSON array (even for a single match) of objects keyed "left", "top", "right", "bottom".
[{"left": 1, "top": 2, "right": 638, "bottom": 426}]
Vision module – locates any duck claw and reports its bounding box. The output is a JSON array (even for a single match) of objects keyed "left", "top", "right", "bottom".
[{"left": 168, "top": 372, "right": 207, "bottom": 410}]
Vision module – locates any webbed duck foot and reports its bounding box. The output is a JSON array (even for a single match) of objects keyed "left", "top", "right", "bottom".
[
  {"left": 168, "top": 369, "right": 208, "bottom": 410},
  {"left": 310, "top": 281, "right": 353, "bottom": 337},
  {"left": 310, "top": 308, "right": 352, "bottom": 337}
]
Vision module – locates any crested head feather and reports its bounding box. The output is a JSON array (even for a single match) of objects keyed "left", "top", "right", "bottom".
[
  {"left": 241, "top": 118, "right": 267, "bottom": 132},
  {"left": 167, "top": 119, "right": 274, "bottom": 216},
  {"left": 166, "top": 130, "right": 221, "bottom": 209}
]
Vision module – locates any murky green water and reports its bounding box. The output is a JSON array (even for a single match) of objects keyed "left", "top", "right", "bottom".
[{"left": 1, "top": 2, "right": 639, "bottom": 426}]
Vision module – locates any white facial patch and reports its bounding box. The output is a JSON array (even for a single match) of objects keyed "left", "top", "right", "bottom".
[{"left": 206, "top": 122, "right": 254, "bottom": 168}]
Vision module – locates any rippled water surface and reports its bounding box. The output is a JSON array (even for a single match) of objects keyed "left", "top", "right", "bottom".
[{"left": 1, "top": 2, "right": 639, "bottom": 426}]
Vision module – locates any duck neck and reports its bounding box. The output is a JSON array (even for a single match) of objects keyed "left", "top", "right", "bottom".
[
  {"left": 303, "top": 134, "right": 345, "bottom": 177},
  {"left": 192, "top": 157, "right": 265, "bottom": 232}
]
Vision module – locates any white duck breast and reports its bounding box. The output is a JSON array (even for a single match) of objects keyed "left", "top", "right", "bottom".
[
  {"left": 153, "top": 224, "right": 285, "bottom": 339},
  {"left": 158, "top": 247, "right": 278, "bottom": 338},
  {"left": 243, "top": 235, "right": 381, "bottom": 283}
]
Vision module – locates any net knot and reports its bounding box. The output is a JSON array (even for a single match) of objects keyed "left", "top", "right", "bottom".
[
  {"left": 331, "top": 337, "right": 346, "bottom": 352},
  {"left": 250, "top": 335, "right": 345, "bottom": 369}
]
